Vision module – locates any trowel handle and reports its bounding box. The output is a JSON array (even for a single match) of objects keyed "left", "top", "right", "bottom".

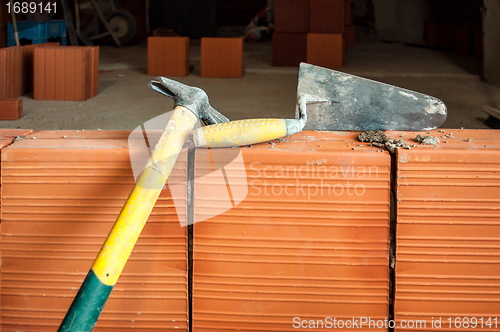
[{"left": 194, "top": 118, "right": 303, "bottom": 147}]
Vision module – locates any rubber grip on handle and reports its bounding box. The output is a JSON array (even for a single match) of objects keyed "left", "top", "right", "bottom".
[{"left": 194, "top": 118, "right": 288, "bottom": 147}]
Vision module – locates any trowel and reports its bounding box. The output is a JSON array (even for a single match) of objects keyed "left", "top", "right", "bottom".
[
  {"left": 296, "top": 62, "right": 447, "bottom": 131},
  {"left": 192, "top": 62, "right": 447, "bottom": 147}
]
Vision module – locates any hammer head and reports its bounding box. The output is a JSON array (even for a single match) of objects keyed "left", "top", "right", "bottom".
[{"left": 149, "top": 77, "right": 229, "bottom": 125}]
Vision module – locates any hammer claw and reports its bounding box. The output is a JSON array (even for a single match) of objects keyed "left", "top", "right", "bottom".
[{"left": 149, "top": 77, "right": 229, "bottom": 125}]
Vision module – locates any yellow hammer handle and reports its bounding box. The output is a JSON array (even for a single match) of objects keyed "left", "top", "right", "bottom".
[
  {"left": 92, "top": 105, "right": 198, "bottom": 286},
  {"left": 193, "top": 118, "right": 289, "bottom": 147}
]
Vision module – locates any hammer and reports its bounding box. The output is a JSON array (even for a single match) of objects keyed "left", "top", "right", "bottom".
[{"left": 58, "top": 78, "right": 307, "bottom": 331}]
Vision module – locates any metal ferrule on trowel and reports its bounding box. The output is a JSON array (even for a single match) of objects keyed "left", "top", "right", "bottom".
[{"left": 192, "top": 93, "right": 314, "bottom": 148}]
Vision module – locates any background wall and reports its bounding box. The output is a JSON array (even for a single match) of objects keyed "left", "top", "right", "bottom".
[
  {"left": 484, "top": 0, "right": 500, "bottom": 86},
  {"left": 374, "top": 0, "right": 430, "bottom": 45}
]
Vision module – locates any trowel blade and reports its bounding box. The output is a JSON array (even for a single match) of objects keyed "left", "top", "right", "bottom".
[{"left": 297, "top": 63, "right": 447, "bottom": 131}]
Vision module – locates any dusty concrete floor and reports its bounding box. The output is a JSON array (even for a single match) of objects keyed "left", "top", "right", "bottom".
[{"left": 2, "top": 37, "right": 499, "bottom": 131}]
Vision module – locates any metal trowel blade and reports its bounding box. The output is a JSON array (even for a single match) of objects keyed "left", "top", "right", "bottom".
[{"left": 297, "top": 63, "right": 447, "bottom": 131}]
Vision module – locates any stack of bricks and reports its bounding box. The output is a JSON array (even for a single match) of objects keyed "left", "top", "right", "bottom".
[
  {"left": 425, "top": 22, "right": 483, "bottom": 60},
  {"left": 33, "top": 46, "right": 99, "bottom": 101},
  {"left": 0, "top": 128, "right": 498, "bottom": 330},
  {"left": 0, "top": 130, "right": 189, "bottom": 330},
  {"left": 273, "top": 0, "right": 355, "bottom": 69},
  {"left": 0, "top": 43, "right": 62, "bottom": 120},
  {"left": 272, "top": 0, "right": 309, "bottom": 66}
]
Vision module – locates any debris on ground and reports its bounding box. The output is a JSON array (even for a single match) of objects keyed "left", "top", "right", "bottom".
[
  {"left": 358, "top": 130, "right": 409, "bottom": 153},
  {"left": 414, "top": 134, "right": 440, "bottom": 145}
]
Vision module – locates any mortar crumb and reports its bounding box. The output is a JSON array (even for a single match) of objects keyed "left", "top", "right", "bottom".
[
  {"left": 415, "top": 134, "right": 440, "bottom": 145},
  {"left": 358, "top": 130, "right": 387, "bottom": 144},
  {"left": 358, "top": 130, "right": 408, "bottom": 152}
]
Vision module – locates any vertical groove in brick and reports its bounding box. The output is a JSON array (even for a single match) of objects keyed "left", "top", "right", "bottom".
[
  {"left": 90, "top": 46, "right": 100, "bottom": 96},
  {"left": 0, "top": 132, "right": 189, "bottom": 330},
  {"left": 33, "top": 46, "right": 99, "bottom": 101},
  {"left": 148, "top": 37, "right": 190, "bottom": 77},
  {"left": 275, "top": 0, "right": 310, "bottom": 33},
  {"left": 272, "top": 32, "right": 307, "bottom": 67},
  {"left": 310, "top": 0, "right": 345, "bottom": 34},
  {"left": 200, "top": 38, "right": 243, "bottom": 78},
  {"left": 307, "top": 33, "right": 345, "bottom": 69}
]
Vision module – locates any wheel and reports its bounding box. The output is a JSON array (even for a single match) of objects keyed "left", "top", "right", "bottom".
[{"left": 107, "top": 10, "right": 137, "bottom": 45}]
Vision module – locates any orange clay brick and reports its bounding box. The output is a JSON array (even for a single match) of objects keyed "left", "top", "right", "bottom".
[
  {"left": 201, "top": 37, "right": 243, "bottom": 78},
  {"left": 275, "top": 0, "right": 310, "bottom": 33},
  {"left": 0, "top": 128, "right": 33, "bottom": 258},
  {"left": 0, "top": 98, "right": 22, "bottom": 120},
  {"left": 310, "top": 0, "right": 345, "bottom": 34},
  {"left": 389, "top": 129, "right": 500, "bottom": 330},
  {"left": 22, "top": 42, "right": 60, "bottom": 92},
  {"left": 193, "top": 130, "right": 391, "bottom": 331},
  {"left": 307, "top": 33, "right": 345, "bottom": 69},
  {"left": 0, "top": 46, "right": 24, "bottom": 99},
  {"left": 148, "top": 36, "right": 189, "bottom": 77},
  {"left": 0, "top": 132, "right": 188, "bottom": 331},
  {"left": 33, "top": 46, "right": 99, "bottom": 101}
]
